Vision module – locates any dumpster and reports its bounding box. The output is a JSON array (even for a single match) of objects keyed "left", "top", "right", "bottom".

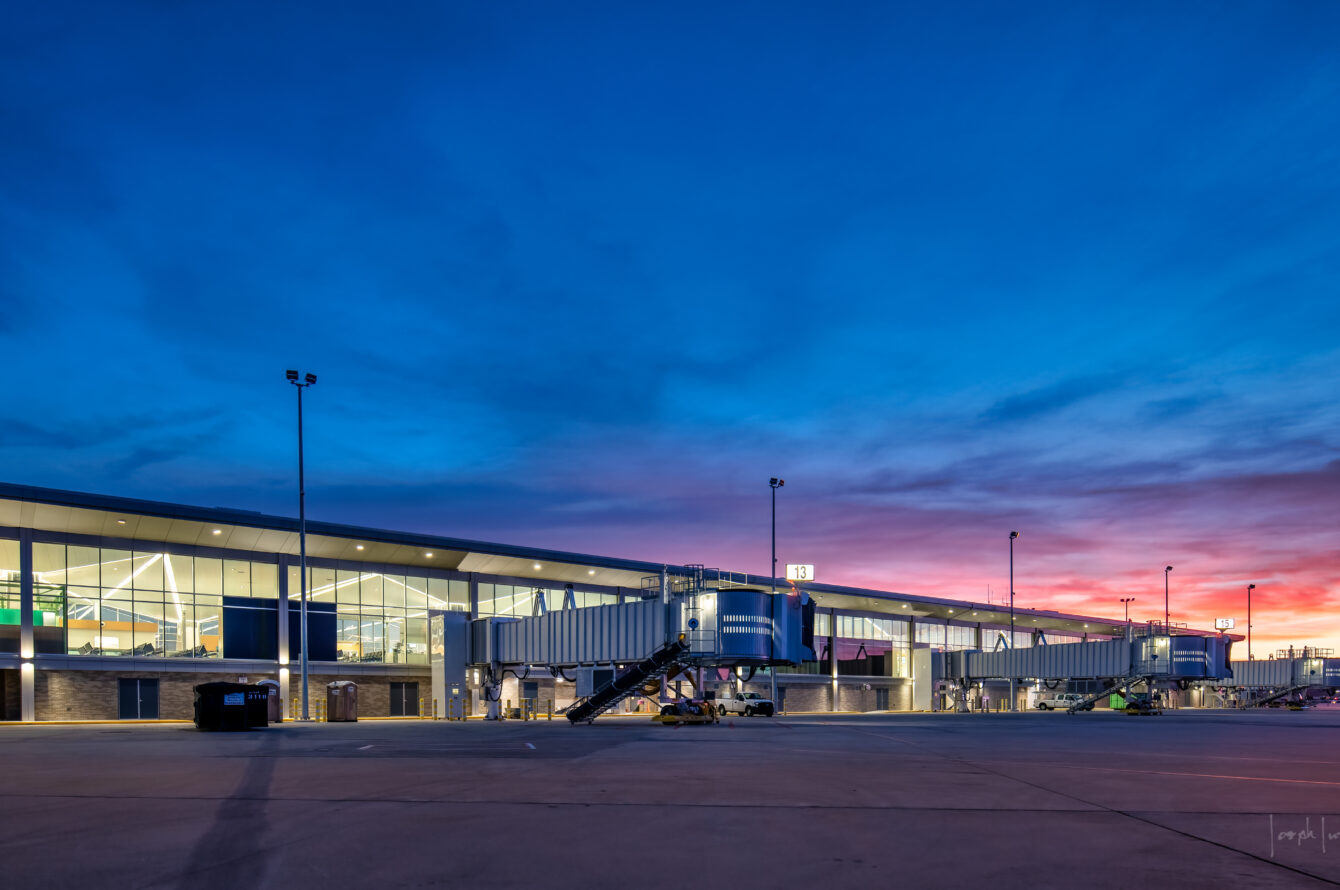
[
  {"left": 194, "top": 682, "right": 269, "bottom": 731},
  {"left": 257, "top": 679, "right": 282, "bottom": 723},
  {"left": 326, "top": 681, "right": 358, "bottom": 722}
]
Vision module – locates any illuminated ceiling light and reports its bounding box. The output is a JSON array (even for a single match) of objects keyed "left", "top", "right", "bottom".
[
  {"left": 901, "top": 604, "right": 908, "bottom": 608},
  {"left": 211, "top": 529, "right": 221, "bottom": 535},
  {"left": 116, "top": 519, "right": 127, "bottom": 525},
  {"left": 356, "top": 545, "right": 365, "bottom": 551},
  {"left": 588, "top": 569, "right": 596, "bottom": 575},
  {"left": 533, "top": 563, "right": 542, "bottom": 570},
  {"left": 425, "top": 552, "right": 433, "bottom": 558}
]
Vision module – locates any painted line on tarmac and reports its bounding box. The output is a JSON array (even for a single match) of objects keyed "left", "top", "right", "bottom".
[
  {"left": 1039, "top": 762, "right": 1340, "bottom": 788},
  {"left": 525, "top": 743, "right": 535, "bottom": 750}
]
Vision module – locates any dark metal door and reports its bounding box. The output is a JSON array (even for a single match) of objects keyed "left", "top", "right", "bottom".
[
  {"left": 139, "top": 679, "right": 159, "bottom": 718},
  {"left": 390, "top": 682, "right": 419, "bottom": 716},
  {"left": 118, "top": 679, "right": 138, "bottom": 719},
  {"left": 118, "top": 679, "right": 159, "bottom": 718}
]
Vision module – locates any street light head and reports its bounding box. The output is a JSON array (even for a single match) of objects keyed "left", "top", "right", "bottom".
[
  {"left": 286, "top": 369, "right": 299, "bottom": 381},
  {"left": 305, "top": 373, "right": 317, "bottom": 385},
  {"left": 769, "top": 477, "right": 777, "bottom": 486},
  {"left": 1165, "top": 565, "right": 1173, "bottom": 573},
  {"left": 1248, "top": 583, "right": 1256, "bottom": 590},
  {"left": 1010, "top": 530, "right": 1019, "bottom": 539}
]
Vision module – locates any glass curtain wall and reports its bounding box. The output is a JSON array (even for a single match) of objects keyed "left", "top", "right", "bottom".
[
  {"left": 475, "top": 583, "right": 618, "bottom": 617},
  {"left": 0, "top": 539, "right": 19, "bottom": 653},
  {"left": 287, "top": 565, "right": 467, "bottom": 665},
  {"left": 782, "top": 612, "right": 910, "bottom": 677},
  {"left": 32, "top": 543, "right": 276, "bottom": 657}
]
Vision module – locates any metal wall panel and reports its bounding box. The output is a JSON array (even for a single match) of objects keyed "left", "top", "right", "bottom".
[
  {"left": 1228, "top": 660, "right": 1291, "bottom": 687},
  {"left": 492, "top": 600, "right": 667, "bottom": 666},
  {"left": 960, "top": 639, "right": 1130, "bottom": 680}
]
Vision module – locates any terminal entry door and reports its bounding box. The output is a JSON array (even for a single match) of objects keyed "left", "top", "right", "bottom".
[
  {"left": 390, "top": 682, "right": 419, "bottom": 717},
  {"left": 118, "top": 678, "right": 159, "bottom": 719}
]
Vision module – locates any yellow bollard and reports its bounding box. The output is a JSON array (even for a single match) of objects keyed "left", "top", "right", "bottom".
[
  {"left": 547, "top": 700, "right": 553, "bottom": 721},
  {"left": 505, "top": 698, "right": 511, "bottom": 721}
]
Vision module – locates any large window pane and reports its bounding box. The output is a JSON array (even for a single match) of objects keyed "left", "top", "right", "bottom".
[
  {"left": 311, "top": 566, "right": 336, "bottom": 602},
  {"left": 405, "top": 617, "right": 428, "bottom": 664},
  {"left": 383, "top": 575, "right": 408, "bottom": 608},
  {"left": 66, "top": 589, "right": 100, "bottom": 654},
  {"left": 132, "top": 595, "right": 164, "bottom": 655},
  {"left": 250, "top": 562, "right": 277, "bottom": 598},
  {"left": 360, "top": 572, "right": 382, "bottom": 608},
  {"left": 102, "top": 549, "right": 131, "bottom": 592},
  {"left": 425, "top": 578, "right": 450, "bottom": 612},
  {"left": 336, "top": 570, "right": 361, "bottom": 603},
  {"left": 133, "top": 551, "right": 164, "bottom": 592},
  {"left": 223, "top": 560, "right": 250, "bottom": 596},
  {"left": 34, "top": 543, "right": 66, "bottom": 584},
  {"left": 194, "top": 557, "right": 223, "bottom": 596},
  {"left": 195, "top": 597, "right": 221, "bottom": 657}
]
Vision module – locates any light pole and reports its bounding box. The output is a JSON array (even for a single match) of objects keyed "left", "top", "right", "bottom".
[
  {"left": 1120, "top": 597, "right": 1135, "bottom": 624},
  {"left": 769, "top": 477, "right": 784, "bottom": 707},
  {"left": 1247, "top": 583, "right": 1256, "bottom": 660},
  {"left": 1163, "top": 566, "right": 1173, "bottom": 633},
  {"left": 287, "top": 369, "right": 317, "bottom": 721},
  {"left": 1008, "top": 531, "right": 1019, "bottom": 644},
  {"left": 1008, "top": 531, "right": 1019, "bottom": 711}
]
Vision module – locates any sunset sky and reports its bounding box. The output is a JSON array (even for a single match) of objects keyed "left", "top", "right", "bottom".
[{"left": 3, "top": 4, "right": 1337, "bottom": 652}]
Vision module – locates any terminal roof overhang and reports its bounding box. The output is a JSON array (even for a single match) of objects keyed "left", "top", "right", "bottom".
[{"left": 0, "top": 482, "right": 1216, "bottom": 638}]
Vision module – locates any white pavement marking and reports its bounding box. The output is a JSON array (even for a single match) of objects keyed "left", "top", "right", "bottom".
[
  {"left": 359, "top": 745, "right": 374, "bottom": 750},
  {"left": 525, "top": 743, "right": 535, "bottom": 749}
]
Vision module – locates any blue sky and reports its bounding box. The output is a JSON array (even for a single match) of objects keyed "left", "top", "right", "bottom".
[{"left": 3, "top": 3, "right": 1338, "bottom": 646}]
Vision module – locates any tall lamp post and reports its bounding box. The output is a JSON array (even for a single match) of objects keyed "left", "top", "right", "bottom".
[
  {"left": 769, "top": 478, "right": 784, "bottom": 707},
  {"left": 1247, "top": 583, "right": 1256, "bottom": 660},
  {"left": 1163, "top": 565, "right": 1173, "bottom": 633},
  {"left": 1120, "top": 597, "right": 1135, "bottom": 624},
  {"left": 287, "top": 369, "right": 317, "bottom": 721},
  {"left": 1007, "top": 530, "right": 1018, "bottom": 713}
]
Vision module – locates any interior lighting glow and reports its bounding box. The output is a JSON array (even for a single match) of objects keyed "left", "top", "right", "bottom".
[
  {"left": 101, "top": 553, "right": 163, "bottom": 601},
  {"left": 163, "top": 553, "right": 184, "bottom": 622},
  {"left": 533, "top": 563, "right": 541, "bottom": 570},
  {"left": 356, "top": 545, "right": 365, "bottom": 551},
  {"left": 588, "top": 569, "right": 595, "bottom": 575},
  {"left": 425, "top": 552, "right": 433, "bottom": 558}
]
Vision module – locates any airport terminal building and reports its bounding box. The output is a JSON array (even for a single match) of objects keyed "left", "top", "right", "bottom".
[{"left": 2, "top": 482, "right": 1157, "bottom": 722}]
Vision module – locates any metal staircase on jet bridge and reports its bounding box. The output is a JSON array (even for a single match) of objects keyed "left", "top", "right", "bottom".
[
  {"left": 565, "top": 637, "right": 691, "bottom": 724},
  {"left": 1240, "top": 685, "right": 1308, "bottom": 709},
  {"left": 1066, "top": 670, "right": 1145, "bottom": 714}
]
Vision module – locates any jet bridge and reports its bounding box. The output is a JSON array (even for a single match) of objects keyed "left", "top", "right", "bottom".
[
  {"left": 942, "top": 632, "right": 1234, "bottom": 713},
  {"left": 1206, "top": 649, "right": 1338, "bottom": 707},
  {"left": 429, "top": 567, "right": 816, "bottom": 721}
]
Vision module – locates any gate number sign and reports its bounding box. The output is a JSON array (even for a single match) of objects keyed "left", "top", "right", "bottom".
[{"left": 785, "top": 564, "right": 814, "bottom": 582}]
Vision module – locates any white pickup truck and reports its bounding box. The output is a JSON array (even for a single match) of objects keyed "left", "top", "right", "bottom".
[
  {"left": 717, "top": 691, "right": 775, "bottom": 717},
  {"left": 1035, "top": 692, "right": 1093, "bottom": 711}
]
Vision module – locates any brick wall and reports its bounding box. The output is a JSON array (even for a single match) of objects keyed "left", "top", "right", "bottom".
[{"left": 37, "top": 669, "right": 272, "bottom": 721}]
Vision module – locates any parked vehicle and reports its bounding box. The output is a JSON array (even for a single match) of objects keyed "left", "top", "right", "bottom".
[
  {"left": 1035, "top": 692, "right": 1092, "bottom": 711},
  {"left": 717, "top": 691, "right": 775, "bottom": 717}
]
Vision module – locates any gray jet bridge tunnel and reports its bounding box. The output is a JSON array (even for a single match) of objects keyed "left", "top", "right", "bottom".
[
  {"left": 429, "top": 567, "right": 816, "bottom": 722},
  {"left": 941, "top": 631, "right": 1235, "bottom": 713}
]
